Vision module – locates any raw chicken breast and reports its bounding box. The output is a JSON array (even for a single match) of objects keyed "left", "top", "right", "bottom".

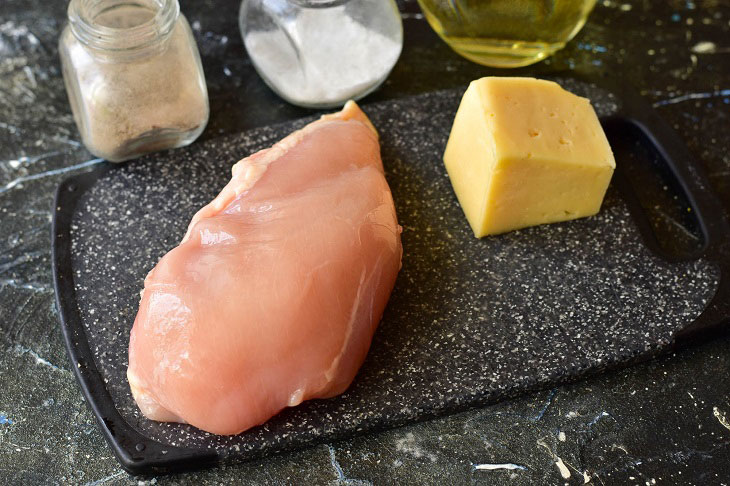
[{"left": 127, "top": 101, "right": 402, "bottom": 435}]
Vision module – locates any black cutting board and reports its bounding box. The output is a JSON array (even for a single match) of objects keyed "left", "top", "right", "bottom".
[{"left": 52, "top": 78, "right": 730, "bottom": 475}]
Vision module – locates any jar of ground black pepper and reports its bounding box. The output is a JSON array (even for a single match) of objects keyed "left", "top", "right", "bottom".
[{"left": 59, "top": 0, "right": 209, "bottom": 162}]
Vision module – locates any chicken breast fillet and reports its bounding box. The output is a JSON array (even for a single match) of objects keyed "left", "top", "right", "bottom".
[{"left": 127, "top": 101, "right": 402, "bottom": 435}]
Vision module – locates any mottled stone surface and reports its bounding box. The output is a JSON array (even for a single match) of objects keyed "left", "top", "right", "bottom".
[{"left": 1, "top": 0, "right": 730, "bottom": 484}]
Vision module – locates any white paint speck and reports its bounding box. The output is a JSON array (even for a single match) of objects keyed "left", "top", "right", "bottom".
[
  {"left": 23, "top": 66, "right": 37, "bottom": 88},
  {"left": 0, "top": 158, "right": 104, "bottom": 195},
  {"left": 14, "top": 345, "right": 67, "bottom": 373},
  {"left": 473, "top": 463, "right": 527, "bottom": 471},
  {"left": 0, "top": 278, "right": 50, "bottom": 293},
  {"left": 692, "top": 41, "right": 716, "bottom": 53},
  {"left": 556, "top": 456, "right": 571, "bottom": 479},
  {"left": 653, "top": 89, "right": 730, "bottom": 107},
  {"left": 395, "top": 432, "right": 437, "bottom": 462},
  {"left": 82, "top": 470, "right": 125, "bottom": 486},
  {"left": 713, "top": 406, "right": 730, "bottom": 431},
  {"left": 0, "top": 21, "right": 41, "bottom": 47},
  {"left": 558, "top": 431, "right": 566, "bottom": 442},
  {"left": 612, "top": 443, "right": 630, "bottom": 454},
  {"left": 537, "top": 437, "right": 572, "bottom": 480}
]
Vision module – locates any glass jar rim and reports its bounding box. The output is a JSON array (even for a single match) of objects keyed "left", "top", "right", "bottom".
[
  {"left": 287, "top": 0, "right": 351, "bottom": 8},
  {"left": 68, "top": 0, "right": 179, "bottom": 51}
]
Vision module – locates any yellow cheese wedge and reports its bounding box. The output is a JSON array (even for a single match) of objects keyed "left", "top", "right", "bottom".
[{"left": 443, "top": 77, "right": 616, "bottom": 237}]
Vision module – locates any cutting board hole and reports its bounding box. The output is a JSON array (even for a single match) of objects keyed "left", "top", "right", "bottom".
[{"left": 604, "top": 120, "right": 704, "bottom": 260}]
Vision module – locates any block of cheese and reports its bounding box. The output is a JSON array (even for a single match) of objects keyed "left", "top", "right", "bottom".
[{"left": 443, "top": 77, "right": 615, "bottom": 237}]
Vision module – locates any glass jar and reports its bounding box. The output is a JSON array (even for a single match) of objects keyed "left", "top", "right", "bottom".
[
  {"left": 59, "top": 0, "right": 209, "bottom": 162},
  {"left": 239, "top": 0, "right": 403, "bottom": 109}
]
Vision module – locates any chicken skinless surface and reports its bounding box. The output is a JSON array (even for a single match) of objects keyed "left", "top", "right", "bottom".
[{"left": 127, "top": 101, "right": 402, "bottom": 435}]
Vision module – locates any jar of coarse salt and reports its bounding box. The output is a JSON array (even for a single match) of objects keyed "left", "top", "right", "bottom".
[
  {"left": 59, "top": 0, "right": 209, "bottom": 162},
  {"left": 239, "top": 0, "right": 403, "bottom": 109}
]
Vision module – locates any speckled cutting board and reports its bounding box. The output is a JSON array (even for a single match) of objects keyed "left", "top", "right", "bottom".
[{"left": 55, "top": 79, "right": 728, "bottom": 474}]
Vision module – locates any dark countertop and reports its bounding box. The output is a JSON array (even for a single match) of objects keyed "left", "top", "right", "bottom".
[{"left": 1, "top": 0, "right": 729, "bottom": 484}]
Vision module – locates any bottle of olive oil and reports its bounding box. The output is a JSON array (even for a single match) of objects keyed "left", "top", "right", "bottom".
[{"left": 417, "top": 0, "right": 596, "bottom": 67}]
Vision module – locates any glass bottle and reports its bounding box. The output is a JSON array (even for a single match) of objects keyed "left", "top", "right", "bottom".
[
  {"left": 417, "top": 0, "right": 597, "bottom": 68},
  {"left": 239, "top": 0, "right": 403, "bottom": 109},
  {"left": 59, "top": 0, "right": 209, "bottom": 162}
]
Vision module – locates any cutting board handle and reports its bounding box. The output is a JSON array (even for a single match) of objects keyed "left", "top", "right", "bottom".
[
  {"left": 605, "top": 86, "right": 730, "bottom": 344},
  {"left": 607, "top": 86, "right": 730, "bottom": 260}
]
